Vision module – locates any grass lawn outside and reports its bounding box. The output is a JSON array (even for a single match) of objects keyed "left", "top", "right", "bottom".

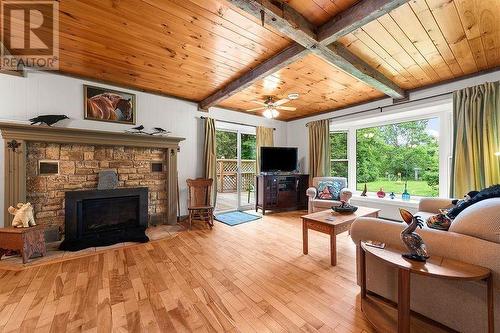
[{"left": 356, "top": 179, "right": 438, "bottom": 197}]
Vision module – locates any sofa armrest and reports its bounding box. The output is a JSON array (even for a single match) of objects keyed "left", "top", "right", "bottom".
[
  {"left": 350, "top": 217, "right": 500, "bottom": 289},
  {"left": 306, "top": 187, "right": 317, "bottom": 199},
  {"left": 418, "top": 198, "right": 453, "bottom": 213},
  {"left": 350, "top": 218, "right": 405, "bottom": 248}
]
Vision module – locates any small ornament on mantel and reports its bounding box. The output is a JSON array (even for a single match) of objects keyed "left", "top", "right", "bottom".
[
  {"left": 150, "top": 127, "right": 172, "bottom": 136},
  {"left": 389, "top": 192, "right": 396, "bottom": 200},
  {"left": 126, "top": 125, "right": 146, "bottom": 134},
  {"left": 29, "top": 114, "right": 69, "bottom": 126},
  {"left": 376, "top": 188, "right": 386, "bottom": 198},
  {"left": 361, "top": 184, "right": 368, "bottom": 197}
]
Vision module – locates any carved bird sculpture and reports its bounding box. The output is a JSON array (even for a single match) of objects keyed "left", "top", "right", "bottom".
[
  {"left": 29, "top": 115, "right": 69, "bottom": 126},
  {"left": 126, "top": 125, "right": 145, "bottom": 134},
  {"left": 399, "top": 208, "right": 429, "bottom": 262},
  {"left": 150, "top": 127, "right": 171, "bottom": 136}
]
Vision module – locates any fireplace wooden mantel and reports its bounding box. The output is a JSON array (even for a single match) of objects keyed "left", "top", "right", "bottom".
[{"left": 0, "top": 122, "right": 185, "bottom": 225}]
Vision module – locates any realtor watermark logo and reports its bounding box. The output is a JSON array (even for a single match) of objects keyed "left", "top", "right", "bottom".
[{"left": 1, "top": 0, "right": 59, "bottom": 71}]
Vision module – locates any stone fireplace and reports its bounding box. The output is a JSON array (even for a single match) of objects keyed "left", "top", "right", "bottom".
[
  {"left": 1, "top": 123, "right": 184, "bottom": 234},
  {"left": 60, "top": 187, "right": 149, "bottom": 250},
  {"left": 25, "top": 142, "right": 169, "bottom": 230}
]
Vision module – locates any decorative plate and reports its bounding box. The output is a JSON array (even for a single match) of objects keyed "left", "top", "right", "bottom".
[{"left": 332, "top": 205, "right": 358, "bottom": 213}]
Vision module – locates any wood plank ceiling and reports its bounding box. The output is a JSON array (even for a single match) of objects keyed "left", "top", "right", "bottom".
[
  {"left": 287, "top": 0, "right": 361, "bottom": 26},
  {"left": 57, "top": 0, "right": 290, "bottom": 101},
  {"left": 337, "top": 0, "right": 500, "bottom": 90},
  {"left": 218, "top": 53, "right": 384, "bottom": 119},
  {"left": 5, "top": 0, "right": 498, "bottom": 120}
]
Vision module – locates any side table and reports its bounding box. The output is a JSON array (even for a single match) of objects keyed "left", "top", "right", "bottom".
[
  {"left": 0, "top": 226, "right": 46, "bottom": 264},
  {"left": 360, "top": 241, "right": 493, "bottom": 333}
]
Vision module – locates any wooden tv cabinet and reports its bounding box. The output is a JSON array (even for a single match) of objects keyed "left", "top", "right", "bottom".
[{"left": 255, "top": 174, "right": 309, "bottom": 214}]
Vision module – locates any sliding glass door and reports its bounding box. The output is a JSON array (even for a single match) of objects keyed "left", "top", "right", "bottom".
[
  {"left": 215, "top": 128, "right": 256, "bottom": 212},
  {"left": 240, "top": 133, "right": 257, "bottom": 209}
]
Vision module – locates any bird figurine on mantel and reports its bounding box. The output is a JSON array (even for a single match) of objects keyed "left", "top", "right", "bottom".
[
  {"left": 150, "top": 127, "right": 171, "bottom": 136},
  {"left": 29, "top": 115, "right": 69, "bottom": 126},
  {"left": 126, "top": 125, "right": 146, "bottom": 134}
]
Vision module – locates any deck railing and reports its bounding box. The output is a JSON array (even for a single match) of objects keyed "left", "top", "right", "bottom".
[{"left": 216, "top": 159, "right": 256, "bottom": 192}]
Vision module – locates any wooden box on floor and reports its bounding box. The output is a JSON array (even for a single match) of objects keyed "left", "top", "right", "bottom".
[{"left": 0, "top": 226, "right": 46, "bottom": 264}]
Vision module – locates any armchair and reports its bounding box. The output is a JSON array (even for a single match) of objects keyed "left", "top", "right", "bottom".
[{"left": 306, "top": 177, "right": 352, "bottom": 213}]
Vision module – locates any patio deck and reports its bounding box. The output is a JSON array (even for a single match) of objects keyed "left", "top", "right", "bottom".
[{"left": 216, "top": 191, "right": 255, "bottom": 212}]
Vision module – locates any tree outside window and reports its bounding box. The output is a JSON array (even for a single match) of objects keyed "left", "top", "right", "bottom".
[
  {"left": 330, "top": 132, "right": 348, "bottom": 179},
  {"left": 356, "top": 119, "right": 439, "bottom": 197},
  {"left": 216, "top": 130, "right": 237, "bottom": 159}
]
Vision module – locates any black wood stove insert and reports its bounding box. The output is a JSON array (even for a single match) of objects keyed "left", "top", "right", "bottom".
[{"left": 60, "top": 187, "right": 149, "bottom": 251}]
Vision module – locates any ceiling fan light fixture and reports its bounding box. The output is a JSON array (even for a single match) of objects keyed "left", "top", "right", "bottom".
[
  {"left": 263, "top": 108, "right": 279, "bottom": 119},
  {"left": 288, "top": 93, "right": 300, "bottom": 100},
  {"left": 263, "top": 109, "right": 273, "bottom": 119}
]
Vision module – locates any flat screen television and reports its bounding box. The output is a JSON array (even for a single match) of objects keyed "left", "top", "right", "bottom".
[{"left": 260, "top": 147, "right": 298, "bottom": 173}]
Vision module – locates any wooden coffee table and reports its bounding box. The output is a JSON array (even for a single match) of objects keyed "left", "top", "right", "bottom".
[
  {"left": 301, "top": 207, "right": 380, "bottom": 266},
  {"left": 360, "top": 241, "right": 493, "bottom": 333}
]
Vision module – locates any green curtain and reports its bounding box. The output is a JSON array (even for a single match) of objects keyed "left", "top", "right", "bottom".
[
  {"left": 451, "top": 81, "right": 500, "bottom": 197},
  {"left": 203, "top": 117, "right": 217, "bottom": 205},
  {"left": 256, "top": 126, "right": 274, "bottom": 174},
  {"left": 308, "top": 119, "right": 331, "bottom": 183}
]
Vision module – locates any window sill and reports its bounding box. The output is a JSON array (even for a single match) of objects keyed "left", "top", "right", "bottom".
[{"left": 350, "top": 194, "right": 420, "bottom": 208}]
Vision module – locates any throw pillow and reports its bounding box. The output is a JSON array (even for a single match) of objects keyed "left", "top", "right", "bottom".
[
  {"left": 447, "top": 185, "right": 500, "bottom": 219},
  {"left": 426, "top": 213, "right": 452, "bottom": 231},
  {"left": 448, "top": 198, "right": 500, "bottom": 244},
  {"left": 317, "top": 181, "right": 342, "bottom": 201}
]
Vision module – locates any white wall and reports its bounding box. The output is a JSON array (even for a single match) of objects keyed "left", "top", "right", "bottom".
[
  {"left": 2, "top": 68, "right": 499, "bottom": 223},
  {"left": 287, "top": 69, "right": 500, "bottom": 176},
  {"left": 0, "top": 70, "right": 287, "bottom": 223}
]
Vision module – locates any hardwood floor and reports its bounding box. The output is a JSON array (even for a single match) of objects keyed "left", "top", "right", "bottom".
[{"left": 0, "top": 211, "right": 375, "bottom": 333}]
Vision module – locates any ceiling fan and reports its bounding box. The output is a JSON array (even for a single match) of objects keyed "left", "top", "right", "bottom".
[{"left": 247, "top": 94, "right": 298, "bottom": 119}]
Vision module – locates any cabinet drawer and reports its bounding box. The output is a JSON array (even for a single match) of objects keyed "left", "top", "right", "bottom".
[{"left": 305, "top": 221, "right": 333, "bottom": 234}]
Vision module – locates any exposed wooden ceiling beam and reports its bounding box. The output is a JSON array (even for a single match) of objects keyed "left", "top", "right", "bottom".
[
  {"left": 226, "top": 0, "right": 316, "bottom": 48},
  {"left": 199, "top": 43, "right": 309, "bottom": 110},
  {"left": 202, "top": 0, "right": 405, "bottom": 110},
  {"left": 232, "top": 0, "right": 405, "bottom": 98},
  {"left": 314, "top": 43, "right": 405, "bottom": 98},
  {"left": 317, "top": 0, "right": 410, "bottom": 46}
]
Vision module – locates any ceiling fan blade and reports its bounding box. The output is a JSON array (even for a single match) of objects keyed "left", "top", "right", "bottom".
[
  {"left": 273, "top": 98, "right": 290, "bottom": 106},
  {"left": 251, "top": 100, "right": 267, "bottom": 106},
  {"left": 246, "top": 107, "right": 266, "bottom": 112},
  {"left": 276, "top": 106, "right": 296, "bottom": 111}
]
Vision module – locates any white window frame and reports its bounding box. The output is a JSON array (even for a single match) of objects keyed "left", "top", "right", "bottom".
[
  {"left": 329, "top": 131, "right": 349, "bottom": 182},
  {"left": 329, "top": 99, "right": 453, "bottom": 199}
]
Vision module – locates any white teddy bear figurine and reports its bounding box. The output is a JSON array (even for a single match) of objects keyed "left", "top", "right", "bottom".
[{"left": 8, "top": 202, "right": 37, "bottom": 228}]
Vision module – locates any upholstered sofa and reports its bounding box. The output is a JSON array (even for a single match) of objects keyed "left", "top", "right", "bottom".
[
  {"left": 350, "top": 197, "right": 500, "bottom": 332},
  {"left": 306, "top": 177, "right": 352, "bottom": 213}
]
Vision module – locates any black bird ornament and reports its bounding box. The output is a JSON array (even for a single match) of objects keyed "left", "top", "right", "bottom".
[
  {"left": 126, "top": 125, "right": 146, "bottom": 134},
  {"left": 29, "top": 115, "right": 69, "bottom": 126},
  {"left": 150, "top": 127, "right": 171, "bottom": 136}
]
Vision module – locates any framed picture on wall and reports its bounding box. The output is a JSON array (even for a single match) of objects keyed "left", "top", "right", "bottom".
[{"left": 84, "top": 85, "right": 137, "bottom": 124}]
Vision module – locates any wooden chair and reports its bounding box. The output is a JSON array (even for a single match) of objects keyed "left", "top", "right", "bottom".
[{"left": 186, "top": 178, "right": 214, "bottom": 229}]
